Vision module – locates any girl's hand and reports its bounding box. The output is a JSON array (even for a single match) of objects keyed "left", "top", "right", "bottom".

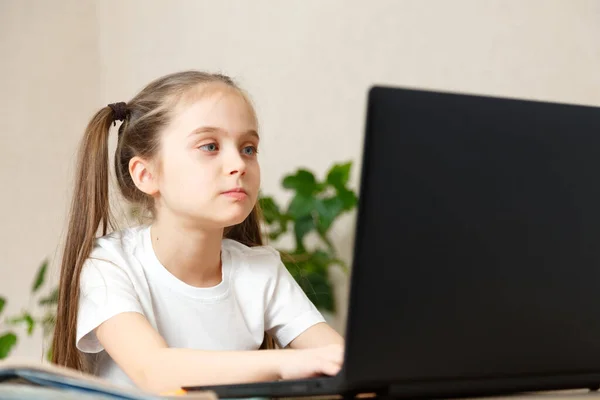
[{"left": 278, "top": 344, "right": 344, "bottom": 380}]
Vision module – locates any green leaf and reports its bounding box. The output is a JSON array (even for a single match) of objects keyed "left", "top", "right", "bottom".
[
  {"left": 38, "top": 287, "right": 59, "bottom": 306},
  {"left": 337, "top": 187, "right": 358, "bottom": 211},
  {"left": 0, "top": 332, "right": 17, "bottom": 360},
  {"left": 282, "top": 252, "right": 336, "bottom": 312},
  {"left": 301, "top": 262, "right": 334, "bottom": 312},
  {"left": 7, "top": 313, "right": 36, "bottom": 335},
  {"left": 259, "top": 196, "right": 281, "bottom": 225},
  {"left": 32, "top": 259, "right": 49, "bottom": 293},
  {"left": 294, "top": 216, "right": 314, "bottom": 251},
  {"left": 306, "top": 274, "right": 335, "bottom": 312},
  {"left": 287, "top": 194, "right": 316, "bottom": 219},
  {"left": 326, "top": 162, "right": 352, "bottom": 191},
  {"left": 259, "top": 195, "right": 290, "bottom": 242},
  {"left": 282, "top": 169, "right": 318, "bottom": 196},
  {"left": 25, "top": 315, "right": 35, "bottom": 336},
  {"left": 315, "top": 197, "right": 344, "bottom": 234},
  {"left": 330, "top": 258, "right": 350, "bottom": 273},
  {"left": 0, "top": 297, "right": 5, "bottom": 316},
  {"left": 283, "top": 259, "right": 303, "bottom": 283},
  {"left": 307, "top": 251, "right": 336, "bottom": 312},
  {"left": 311, "top": 250, "right": 333, "bottom": 267}
]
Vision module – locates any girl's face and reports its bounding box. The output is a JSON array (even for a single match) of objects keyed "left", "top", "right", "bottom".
[{"left": 154, "top": 84, "right": 261, "bottom": 229}]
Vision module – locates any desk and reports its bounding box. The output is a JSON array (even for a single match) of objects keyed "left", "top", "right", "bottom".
[{"left": 272, "top": 389, "right": 600, "bottom": 400}]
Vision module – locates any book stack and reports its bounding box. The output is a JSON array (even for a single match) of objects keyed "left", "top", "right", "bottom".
[{"left": 0, "top": 359, "right": 217, "bottom": 400}]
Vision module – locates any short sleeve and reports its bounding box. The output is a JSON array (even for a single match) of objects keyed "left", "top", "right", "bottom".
[
  {"left": 76, "top": 258, "right": 144, "bottom": 353},
  {"left": 264, "top": 257, "right": 326, "bottom": 348}
]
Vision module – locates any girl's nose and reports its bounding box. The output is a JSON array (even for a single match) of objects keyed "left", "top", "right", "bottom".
[{"left": 227, "top": 150, "right": 246, "bottom": 176}]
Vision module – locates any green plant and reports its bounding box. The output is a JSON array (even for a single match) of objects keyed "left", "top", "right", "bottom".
[
  {"left": 0, "top": 259, "right": 57, "bottom": 360},
  {"left": 259, "top": 161, "right": 358, "bottom": 312},
  {"left": 0, "top": 160, "right": 358, "bottom": 359}
]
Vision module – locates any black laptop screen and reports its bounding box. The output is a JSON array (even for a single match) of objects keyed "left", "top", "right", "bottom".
[{"left": 346, "top": 87, "right": 600, "bottom": 385}]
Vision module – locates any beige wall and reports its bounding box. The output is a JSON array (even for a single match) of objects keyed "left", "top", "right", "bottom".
[
  {"left": 0, "top": 0, "right": 101, "bottom": 358},
  {"left": 2, "top": 0, "right": 599, "bottom": 359}
]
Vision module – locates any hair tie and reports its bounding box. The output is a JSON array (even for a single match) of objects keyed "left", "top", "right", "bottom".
[{"left": 108, "top": 102, "right": 128, "bottom": 126}]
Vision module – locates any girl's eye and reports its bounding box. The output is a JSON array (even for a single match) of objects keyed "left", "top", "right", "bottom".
[
  {"left": 199, "top": 143, "right": 218, "bottom": 152},
  {"left": 242, "top": 146, "right": 258, "bottom": 156}
]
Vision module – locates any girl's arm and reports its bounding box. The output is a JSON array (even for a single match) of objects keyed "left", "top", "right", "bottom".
[
  {"left": 96, "top": 312, "right": 343, "bottom": 394},
  {"left": 288, "top": 322, "right": 345, "bottom": 349}
]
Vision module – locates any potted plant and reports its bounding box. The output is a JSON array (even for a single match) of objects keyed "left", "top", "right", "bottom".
[
  {"left": 259, "top": 161, "right": 357, "bottom": 313},
  {"left": 0, "top": 259, "right": 56, "bottom": 360}
]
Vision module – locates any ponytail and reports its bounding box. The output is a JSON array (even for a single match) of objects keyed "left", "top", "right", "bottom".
[{"left": 51, "top": 107, "right": 116, "bottom": 371}]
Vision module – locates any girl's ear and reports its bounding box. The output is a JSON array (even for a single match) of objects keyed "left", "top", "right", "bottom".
[{"left": 129, "top": 156, "right": 159, "bottom": 196}]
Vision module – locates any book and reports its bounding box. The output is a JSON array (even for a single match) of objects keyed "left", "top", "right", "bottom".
[{"left": 0, "top": 358, "right": 217, "bottom": 400}]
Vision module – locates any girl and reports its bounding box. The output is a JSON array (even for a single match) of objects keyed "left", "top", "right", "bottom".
[{"left": 51, "top": 71, "right": 344, "bottom": 394}]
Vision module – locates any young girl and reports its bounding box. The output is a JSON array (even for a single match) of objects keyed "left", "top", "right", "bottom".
[{"left": 51, "top": 71, "right": 344, "bottom": 393}]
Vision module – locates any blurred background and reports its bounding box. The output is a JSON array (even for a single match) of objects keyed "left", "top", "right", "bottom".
[{"left": 1, "top": 0, "right": 599, "bottom": 360}]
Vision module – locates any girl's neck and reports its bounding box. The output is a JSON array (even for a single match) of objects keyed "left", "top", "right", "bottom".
[{"left": 149, "top": 215, "right": 225, "bottom": 288}]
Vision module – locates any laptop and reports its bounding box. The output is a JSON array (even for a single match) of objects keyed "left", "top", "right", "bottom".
[{"left": 185, "top": 86, "right": 600, "bottom": 398}]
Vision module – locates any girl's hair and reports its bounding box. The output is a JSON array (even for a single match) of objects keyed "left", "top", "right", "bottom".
[{"left": 52, "top": 71, "right": 272, "bottom": 371}]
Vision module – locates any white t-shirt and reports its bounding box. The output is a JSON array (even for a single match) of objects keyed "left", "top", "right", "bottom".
[{"left": 76, "top": 225, "right": 325, "bottom": 388}]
